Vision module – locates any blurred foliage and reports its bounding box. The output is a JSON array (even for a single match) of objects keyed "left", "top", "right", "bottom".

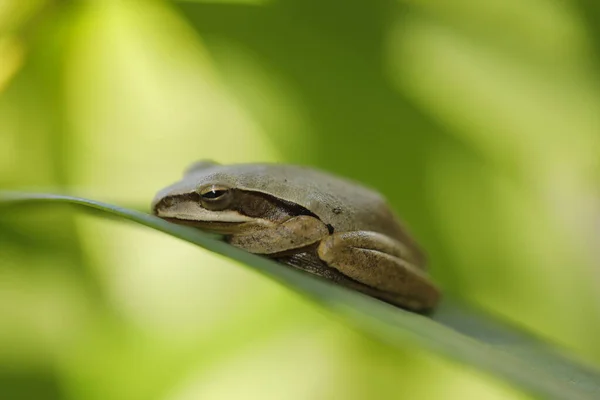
[{"left": 1, "top": 0, "right": 599, "bottom": 399}]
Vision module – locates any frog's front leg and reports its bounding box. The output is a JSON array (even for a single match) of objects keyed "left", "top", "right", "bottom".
[
  {"left": 317, "top": 231, "right": 440, "bottom": 311},
  {"left": 227, "top": 215, "right": 329, "bottom": 254}
]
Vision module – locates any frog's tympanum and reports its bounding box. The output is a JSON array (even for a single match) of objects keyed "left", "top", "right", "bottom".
[{"left": 152, "top": 161, "right": 440, "bottom": 312}]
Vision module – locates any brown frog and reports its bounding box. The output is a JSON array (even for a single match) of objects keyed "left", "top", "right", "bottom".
[{"left": 152, "top": 161, "right": 440, "bottom": 312}]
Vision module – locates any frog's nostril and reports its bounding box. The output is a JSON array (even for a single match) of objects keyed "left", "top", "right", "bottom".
[
  {"left": 162, "top": 197, "right": 175, "bottom": 207},
  {"left": 152, "top": 196, "right": 175, "bottom": 214}
]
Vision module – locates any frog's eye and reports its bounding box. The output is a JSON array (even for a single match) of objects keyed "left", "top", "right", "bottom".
[{"left": 198, "top": 184, "right": 233, "bottom": 210}]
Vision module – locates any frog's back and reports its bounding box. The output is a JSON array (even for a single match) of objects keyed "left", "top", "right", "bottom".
[{"left": 191, "top": 163, "right": 416, "bottom": 244}]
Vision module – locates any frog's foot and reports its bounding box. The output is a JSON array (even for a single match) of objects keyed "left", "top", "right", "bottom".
[{"left": 317, "top": 231, "right": 440, "bottom": 311}]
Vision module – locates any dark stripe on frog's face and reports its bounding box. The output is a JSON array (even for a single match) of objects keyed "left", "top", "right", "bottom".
[
  {"left": 229, "top": 189, "right": 321, "bottom": 222},
  {"left": 153, "top": 188, "right": 325, "bottom": 235}
]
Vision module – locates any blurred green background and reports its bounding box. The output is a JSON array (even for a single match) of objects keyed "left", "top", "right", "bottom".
[{"left": 1, "top": 0, "right": 600, "bottom": 399}]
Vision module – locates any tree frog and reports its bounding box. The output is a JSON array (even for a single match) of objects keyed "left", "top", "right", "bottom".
[{"left": 152, "top": 161, "right": 440, "bottom": 312}]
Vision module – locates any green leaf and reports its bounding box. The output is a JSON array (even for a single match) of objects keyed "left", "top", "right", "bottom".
[{"left": 1, "top": 191, "right": 599, "bottom": 400}]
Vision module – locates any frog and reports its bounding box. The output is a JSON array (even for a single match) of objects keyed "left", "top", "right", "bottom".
[{"left": 152, "top": 161, "right": 440, "bottom": 312}]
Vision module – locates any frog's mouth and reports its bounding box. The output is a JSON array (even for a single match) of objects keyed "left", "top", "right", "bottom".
[
  {"left": 159, "top": 216, "right": 265, "bottom": 234},
  {"left": 153, "top": 195, "right": 272, "bottom": 234}
]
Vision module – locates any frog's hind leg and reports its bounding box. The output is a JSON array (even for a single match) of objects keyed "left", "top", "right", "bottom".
[{"left": 317, "top": 231, "right": 440, "bottom": 312}]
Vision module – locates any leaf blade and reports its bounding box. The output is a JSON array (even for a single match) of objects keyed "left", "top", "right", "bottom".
[{"left": 1, "top": 191, "right": 599, "bottom": 400}]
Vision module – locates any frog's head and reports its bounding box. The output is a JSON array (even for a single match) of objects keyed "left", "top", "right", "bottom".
[{"left": 151, "top": 160, "right": 302, "bottom": 234}]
